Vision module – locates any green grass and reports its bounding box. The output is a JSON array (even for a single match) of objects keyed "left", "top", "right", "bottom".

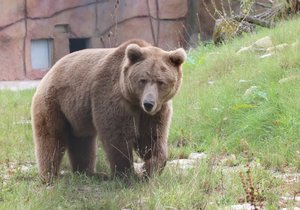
[
  {"left": 171, "top": 17, "right": 300, "bottom": 171},
  {"left": 1, "top": 17, "right": 300, "bottom": 209},
  {"left": 0, "top": 90, "right": 35, "bottom": 161}
]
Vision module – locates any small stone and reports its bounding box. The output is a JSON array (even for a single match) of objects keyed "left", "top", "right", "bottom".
[
  {"left": 281, "top": 196, "right": 294, "bottom": 201},
  {"left": 208, "top": 80, "right": 215, "bottom": 85},
  {"left": 46, "top": 186, "right": 54, "bottom": 190},
  {"left": 239, "top": 79, "right": 250, "bottom": 83},
  {"left": 259, "top": 53, "right": 273, "bottom": 59},
  {"left": 226, "top": 203, "right": 255, "bottom": 210},
  {"left": 221, "top": 154, "right": 238, "bottom": 167},
  {"left": 168, "top": 159, "right": 196, "bottom": 170},
  {"left": 278, "top": 75, "right": 300, "bottom": 84},
  {"left": 272, "top": 173, "right": 300, "bottom": 183},
  {"left": 266, "top": 43, "right": 288, "bottom": 53},
  {"left": 243, "top": 86, "right": 257, "bottom": 96},
  {"left": 237, "top": 46, "right": 253, "bottom": 54},
  {"left": 20, "top": 165, "right": 29, "bottom": 172},
  {"left": 252, "top": 36, "right": 273, "bottom": 50},
  {"left": 188, "top": 152, "right": 207, "bottom": 160},
  {"left": 3, "top": 174, "right": 10, "bottom": 180},
  {"left": 212, "top": 107, "right": 221, "bottom": 112},
  {"left": 280, "top": 195, "right": 300, "bottom": 207},
  {"left": 134, "top": 162, "right": 145, "bottom": 174}
]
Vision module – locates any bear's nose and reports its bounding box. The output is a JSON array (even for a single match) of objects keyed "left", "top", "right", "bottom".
[{"left": 143, "top": 101, "right": 154, "bottom": 112}]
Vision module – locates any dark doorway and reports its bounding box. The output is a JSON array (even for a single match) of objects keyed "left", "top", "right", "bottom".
[{"left": 69, "top": 38, "right": 90, "bottom": 53}]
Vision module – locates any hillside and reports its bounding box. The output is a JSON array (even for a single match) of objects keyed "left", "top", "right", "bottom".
[{"left": 171, "top": 17, "right": 300, "bottom": 171}]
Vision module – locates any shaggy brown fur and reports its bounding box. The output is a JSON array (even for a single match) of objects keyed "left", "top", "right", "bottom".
[{"left": 31, "top": 39, "right": 186, "bottom": 182}]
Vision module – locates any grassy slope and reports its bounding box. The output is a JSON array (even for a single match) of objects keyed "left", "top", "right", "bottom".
[
  {"left": 171, "top": 17, "right": 300, "bottom": 170},
  {"left": 0, "top": 17, "right": 300, "bottom": 209}
]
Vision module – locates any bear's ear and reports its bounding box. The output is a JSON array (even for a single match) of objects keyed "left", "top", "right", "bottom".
[
  {"left": 169, "top": 48, "right": 187, "bottom": 66},
  {"left": 125, "top": 44, "right": 144, "bottom": 64}
]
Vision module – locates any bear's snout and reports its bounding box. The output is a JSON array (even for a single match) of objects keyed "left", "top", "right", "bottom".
[
  {"left": 142, "top": 93, "right": 157, "bottom": 114},
  {"left": 142, "top": 83, "right": 158, "bottom": 114},
  {"left": 143, "top": 100, "right": 155, "bottom": 112}
]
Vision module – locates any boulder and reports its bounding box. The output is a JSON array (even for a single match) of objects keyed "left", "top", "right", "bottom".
[
  {"left": 167, "top": 159, "right": 196, "bottom": 170},
  {"left": 252, "top": 36, "right": 273, "bottom": 50}
]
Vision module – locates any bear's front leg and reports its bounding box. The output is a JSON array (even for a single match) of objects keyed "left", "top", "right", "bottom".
[
  {"left": 106, "top": 140, "right": 134, "bottom": 178},
  {"left": 97, "top": 118, "right": 136, "bottom": 180},
  {"left": 143, "top": 141, "right": 168, "bottom": 177},
  {"left": 136, "top": 104, "right": 171, "bottom": 177}
]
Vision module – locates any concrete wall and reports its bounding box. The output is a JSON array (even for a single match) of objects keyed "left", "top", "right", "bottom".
[
  {"left": 0, "top": 0, "right": 26, "bottom": 80},
  {"left": 0, "top": 0, "right": 269, "bottom": 80},
  {"left": 0, "top": 0, "right": 191, "bottom": 80}
]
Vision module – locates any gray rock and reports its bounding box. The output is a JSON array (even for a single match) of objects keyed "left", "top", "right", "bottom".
[
  {"left": 220, "top": 154, "right": 238, "bottom": 166},
  {"left": 237, "top": 46, "right": 253, "bottom": 54},
  {"left": 208, "top": 80, "right": 215, "bottom": 85},
  {"left": 278, "top": 75, "right": 300, "bottom": 84},
  {"left": 280, "top": 195, "right": 300, "bottom": 206},
  {"left": 134, "top": 162, "right": 145, "bottom": 175},
  {"left": 239, "top": 79, "right": 250, "bottom": 83},
  {"left": 244, "top": 86, "right": 258, "bottom": 96},
  {"left": 252, "top": 36, "right": 273, "bottom": 50},
  {"left": 188, "top": 152, "right": 207, "bottom": 160},
  {"left": 259, "top": 53, "right": 273, "bottom": 59},
  {"left": 272, "top": 173, "right": 300, "bottom": 183},
  {"left": 237, "top": 36, "right": 274, "bottom": 54},
  {"left": 266, "top": 43, "right": 288, "bottom": 53},
  {"left": 167, "top": 159, "right": 196, "bottom": 170},
  {"left": 226, "top": 203, "right": 256, "bottom": 210}
]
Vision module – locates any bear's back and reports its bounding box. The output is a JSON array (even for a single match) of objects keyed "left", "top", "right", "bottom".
[
  {"left": 33, "top": 48, "right": 117, "bottom": 135},
  {"left": 35, "top": 48, "right": 116, "bottom": 99},
  {"left": 48, "top": 48, "right": 114, "bottom": 84}
]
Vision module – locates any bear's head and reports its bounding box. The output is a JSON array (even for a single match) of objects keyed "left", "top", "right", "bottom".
[{"left": 120, "top": 43, "right": 187, "bottom": 115}]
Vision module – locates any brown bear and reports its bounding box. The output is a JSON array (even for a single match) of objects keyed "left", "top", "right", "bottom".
[{"left": 31, "top": 39, "right": 186, "bottom": 182}]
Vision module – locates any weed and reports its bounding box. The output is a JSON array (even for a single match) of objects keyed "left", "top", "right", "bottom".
[{"left": 239, "top": 164, "right": 265, "bottom": 209}]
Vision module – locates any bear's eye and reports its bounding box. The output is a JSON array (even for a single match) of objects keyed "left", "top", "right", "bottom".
[
  {"left": 139, "top": 79, "right": 147, "bottom": 85},
  {"left": 157, "top": 80, "right": 166, "bottom": 87}
]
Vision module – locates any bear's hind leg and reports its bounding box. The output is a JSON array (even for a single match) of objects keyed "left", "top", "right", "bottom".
[
  {"left": 32, "top": 111, "right": 69, "bottom": 183},
  {"left": 68, "top": 135, "right": 97, "bottom": 175}
]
